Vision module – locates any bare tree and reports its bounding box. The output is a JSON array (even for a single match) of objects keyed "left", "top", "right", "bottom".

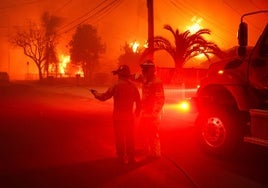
[
  {"left": 10, "top": 21, "right": 46, "bottom": 80},
  {"left": 10, "top": 12, "right": 62, "bottom": 80}
]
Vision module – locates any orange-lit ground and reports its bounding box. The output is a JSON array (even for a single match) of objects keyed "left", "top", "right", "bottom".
[
  {"left": 1, "top": 82, "right": 268, "bottom": 187},
  {"left": 0, "top": 82, "right": 196, "bottom": 187}
]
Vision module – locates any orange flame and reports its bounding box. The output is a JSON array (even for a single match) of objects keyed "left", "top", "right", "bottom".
[
  {"left": 59, "top": 55, "right": 70, "bottom": 75},
  {"left": 186, "top": 16, "right": 203, "bottom": 34},
  {"left": 130, "top": 41, "right": 140, "bottom": 53}
]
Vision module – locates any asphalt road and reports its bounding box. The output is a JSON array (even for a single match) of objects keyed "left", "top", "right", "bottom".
[{"left": 0, "top": 82, "right": 268, "bottom": 188}]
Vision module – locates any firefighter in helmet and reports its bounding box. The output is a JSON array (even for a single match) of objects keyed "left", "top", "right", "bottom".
[
  {"left": 134, "top": 59, "right": 165, "bottom": 158},
  {"left": 91, "top": 64, "right": 141, "bottom": 164}
]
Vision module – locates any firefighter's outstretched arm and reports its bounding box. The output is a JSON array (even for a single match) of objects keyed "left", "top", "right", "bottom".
[{"left": 90, "top": 86, "right": 114, "bottom": 101}]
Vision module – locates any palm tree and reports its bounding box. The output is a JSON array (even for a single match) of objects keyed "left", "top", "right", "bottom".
[{"left": 141, "top": 24, "right": 225, "bottom": 70}]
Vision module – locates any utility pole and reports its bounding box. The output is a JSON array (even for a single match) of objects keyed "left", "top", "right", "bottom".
[
  {"left": 147, "top": 0, "right": 154, "bottom": 60},
  {"left": 26, "top": 61, "right": 29, "bottom": 80}
]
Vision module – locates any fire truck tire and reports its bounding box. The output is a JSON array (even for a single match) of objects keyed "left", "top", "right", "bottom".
[{"left": 195, "top": 107, "right": 244, "bottom": 158}]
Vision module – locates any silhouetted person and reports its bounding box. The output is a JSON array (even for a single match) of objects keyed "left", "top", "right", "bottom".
[
  {"left": 91, "top": 65, "right": 141, "bottom": 164},
  {"left": 133, "top": 60, "right": 165, "bottom": 158}
]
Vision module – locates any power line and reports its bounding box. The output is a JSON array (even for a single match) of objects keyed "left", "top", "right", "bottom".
[
  {"left": 57, "top": 0, "right": 122, "bottom": 35},
  {"left": 0, "top": 0, "right": 45, "bottom": 10},
  {"left": 71, "top": 0, "right": 123, "bottom": 27},
  {"left": 171, "top": 0, "right": 236, "bottom": 33},
  {"left": 57, "top": 0, "right": 110, "bottom": 32},
  {"left": 52, "top": 0, "right": 73, "bottom": 14},
  {"left": 90, "top": 0, "right": 124, "bottom": 25},
  {"left": 168, "top": 0, "right": 236, "bottom": 47},
  {"left": 249, "top": 0, "right": 262, "bottom": 10},
  {"left": 222, "top": 0, "right": 264, "bottom": 31}
]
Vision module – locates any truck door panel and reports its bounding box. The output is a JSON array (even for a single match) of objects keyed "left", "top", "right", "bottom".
[{"left": 249, "top": 25, "right": 268, "bottom": 89}]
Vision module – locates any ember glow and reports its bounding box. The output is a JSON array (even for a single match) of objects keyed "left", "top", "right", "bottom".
[
  {"left": 130, "top": 41, "right": 140, "bottom": 53},
  {"left": 218, "top": 70, "right": 224, "bottom": 74},
  {"left": 187, "top": 16, "right": 203, "bottom": 34},
  {"left": 129, "top": 40, "right": 148, "bottom": 53},
  {"left": 75, "top": 66, "right": 84, "bottom": 77},
  {"left": 186, "top": 17, "right": 212, "bottom": 61}
]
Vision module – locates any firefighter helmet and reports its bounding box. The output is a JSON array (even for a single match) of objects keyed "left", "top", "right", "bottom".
[
  {"left": 140, "top": 59, "right": 155, "bottom": 67},
  {"left": 112, "top": 64, "right": 131, "bottom": 77}
]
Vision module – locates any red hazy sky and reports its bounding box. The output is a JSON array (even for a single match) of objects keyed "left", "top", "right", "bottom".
[{"left": 0, "top": 0, "right": 268, "bottom": 79}]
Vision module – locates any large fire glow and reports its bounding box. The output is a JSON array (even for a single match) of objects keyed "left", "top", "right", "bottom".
[
  {"left": 129, "top": 40, "right": 148, "bottom": 53},
  {"left": 186, "top": 17, "right": 213, "bottom": 61},
  {"left": 130, "top": 41, "right": 140, "bottom": 53},
  {"left": 186, "top": 16, "right": 203, "bottom": 34},
  {"left": 59, "top": 55, "right": 70, "bottom": 74},
  {"left": 49, "top": 54, "right": 84, "bottom": 77}
]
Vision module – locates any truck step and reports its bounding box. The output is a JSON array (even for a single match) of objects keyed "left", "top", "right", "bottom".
[
  {"left": 249, "top": 109, "right": 268, "bottom": 139},
  {"left": 250, "top": 109, "right": 268, "bottom": 117},
  {"left": 244, "top": 136, "right": 268, "bottom": 147}
]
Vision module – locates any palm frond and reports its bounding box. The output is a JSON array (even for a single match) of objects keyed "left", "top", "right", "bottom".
[{"left": 147, "top": 25, "right": 224, "bottom": 69}]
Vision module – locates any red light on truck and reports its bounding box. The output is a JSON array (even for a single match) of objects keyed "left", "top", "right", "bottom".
[
  {"left": 174, "top": 98, "right": 197, "bottom": 113},
  {"left": 177, "top": 100, "right": 191, "bottom": 112}
]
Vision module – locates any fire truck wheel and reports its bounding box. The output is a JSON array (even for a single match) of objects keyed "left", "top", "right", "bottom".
[{"left": 195, "top": 107, "right": 244, "bottom": 158}]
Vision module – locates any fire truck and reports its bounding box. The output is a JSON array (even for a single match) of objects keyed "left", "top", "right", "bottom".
[{"left": 191, "top": 10, "right": 268, "bottom": 157}]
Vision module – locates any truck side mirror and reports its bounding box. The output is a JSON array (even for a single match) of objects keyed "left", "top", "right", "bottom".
[
  {"left": 238, "top": 46, "right": 247, "bottom": 57},
  {"left": 238, "top": 22, "right": 248, "bottom": 46},
  {"left": 238, "top": 22, "right": 248, "bottom": 57}
]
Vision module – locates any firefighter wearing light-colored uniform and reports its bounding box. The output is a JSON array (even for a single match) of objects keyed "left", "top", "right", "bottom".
[
  {"left": 91, "top": 65, "right": 141, "bottom": 164},
  {"left": 135, "top": 60, "right": 165, "bottom": 157}
]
